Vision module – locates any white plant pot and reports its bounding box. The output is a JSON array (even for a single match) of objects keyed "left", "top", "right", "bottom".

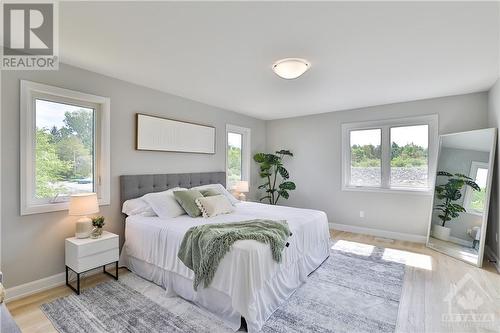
[{"left": 432, "top": 224, "right": 451, "bottom": 241}]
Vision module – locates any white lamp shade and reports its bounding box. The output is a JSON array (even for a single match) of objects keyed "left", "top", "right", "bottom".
[
  {"left": 233, "top": 181, "right": 249, "bottom": 193},
  {"left": 69, "top": 193, "right": 99, "bottom": 216},
  {"left": 272, "top": 58, "right": 310, "bottom": 79}
]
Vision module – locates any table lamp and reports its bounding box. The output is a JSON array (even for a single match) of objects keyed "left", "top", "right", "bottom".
[
  {"left": 233, "top": 181, "right": 249, "bottom": 201},
  {"left": 69, "top": 193, "right": 99, "bottom": 238}
]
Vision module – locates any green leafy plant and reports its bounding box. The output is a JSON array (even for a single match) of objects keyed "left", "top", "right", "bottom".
[
  {"left": 434, "top": 171, "right": 480, "bottom": 227},
  {"left": 91, "top": 216, "right": 105, "bottom": 228},
  {"left": 254, "top": 150, "right": 296, "bottom": 205}
]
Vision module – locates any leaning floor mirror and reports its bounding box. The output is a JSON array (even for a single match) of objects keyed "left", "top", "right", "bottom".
[{"left": 427, "top": 128, "right": 497, "bottom": 267}]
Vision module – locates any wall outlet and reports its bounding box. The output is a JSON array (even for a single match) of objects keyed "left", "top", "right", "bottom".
[{"left": 359, "top": 211, "right": 365, "bottom": 218}]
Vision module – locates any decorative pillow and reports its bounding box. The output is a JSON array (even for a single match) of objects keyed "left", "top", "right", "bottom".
[
  {"left": 122, "top": 198, "right": 156, "bottom": 216},
  {"left": 142, "top": 187, "right": 187, "bottom": 219},
  {"left": 192, "top": 184, "right": 239, "bottom": 206},
  {"left": 174, "top": 190, "right": 204, "bottom": 217},
  {"left": 200, "top": 188, "right": 220, "bottom": 197},
  {"left": 195, "top": 195, "right": 234, "bottom": 218}
]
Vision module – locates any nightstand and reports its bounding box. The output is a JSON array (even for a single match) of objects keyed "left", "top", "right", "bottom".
[{"left": 65, "top": 231, "right": 119, "bottom": 294}]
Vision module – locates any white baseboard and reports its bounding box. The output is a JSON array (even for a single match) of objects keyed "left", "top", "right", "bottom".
[
  {"left": 329, "top": 222, "right": 427, "bottom": 243},
  {"left": 5, "top": 272, "right": 66, "bottom": 303},
  {"left": 5, "top": 267, "right": 102, "bottom": 303},
  {"left": 485, "top": 245, "right": 500, "bottom": 274}
]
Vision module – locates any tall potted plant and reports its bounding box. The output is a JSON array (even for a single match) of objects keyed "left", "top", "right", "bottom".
[
  {"left": 433, "top": 171, "right": 480, "bottom": 241},
  {"left": 254, "top": 150, "right": 296, "bottom": 205}
]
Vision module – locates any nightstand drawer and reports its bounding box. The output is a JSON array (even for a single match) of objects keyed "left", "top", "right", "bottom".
[
  {"left": 65, "top": 232, "right": 118, "bottom": 258},
  {"left": 69, "top": 248, "right": 119, "bottom": 273},
  {"left": 75, "top": 236, "right": 118, "bottom": 258}
]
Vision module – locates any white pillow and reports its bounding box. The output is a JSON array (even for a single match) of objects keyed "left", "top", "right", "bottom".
[
  {"left": 191, "top": 183, "right": 239, "bottom": 206},
  {"left": 142, "top": 187, "right": 187, "bottom": 218},
  {"left": 122, "top": 198, "right": 156, "bottom": 216},
  {"left": 195, "top": 195, "right": 234, "bottom": 218}
]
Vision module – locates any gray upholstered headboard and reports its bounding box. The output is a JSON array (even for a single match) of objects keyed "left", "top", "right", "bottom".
[{"left": 120, "top": 172, "right": 226, "bottom": 205}]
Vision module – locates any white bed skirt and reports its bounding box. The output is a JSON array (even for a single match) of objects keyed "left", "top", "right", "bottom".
[{"left": 120, "top": 244, "right": 329, "bottom": 333}]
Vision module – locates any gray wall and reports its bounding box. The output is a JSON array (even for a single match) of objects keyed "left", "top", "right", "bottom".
[
  {"left": 433, "top": 147, "right": 489, "bottom": 241},
  {"left": 1, "top": 64, "right": 266, "bottom": 288},
  {"left": 487, "top": 79, "right": 500, "bottom": 260},
  {"left": 266, "top": 93, "right": 489, "bottom": 238}
]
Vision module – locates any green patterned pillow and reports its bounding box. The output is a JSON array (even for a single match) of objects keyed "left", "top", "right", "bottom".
[{"left": 173, "top": 190, "right": 203, "bottom": 217}]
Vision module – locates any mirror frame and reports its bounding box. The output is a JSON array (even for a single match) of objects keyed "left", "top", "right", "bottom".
[{"left": 426, "top": 128, "right": 497, "bottom": 267}]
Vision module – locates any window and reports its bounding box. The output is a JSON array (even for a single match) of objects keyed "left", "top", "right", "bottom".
[
  {"left": 226, "top": 124, "right": 251, "bottom": 189},
  {"left": 342, "top": 115, "right": 437, "bottom": 193},
  {"left": 390, "top": 125, "right": 429, "bottom": 188},
  {"left": 350, "top": 129, "right": 381, "bottom": 187},
  {"left": 21, "top": 81, "right": 110, "bottom": 215},
  {"left": 227, "top": 132, "right": 243, "bottom": 184},
  {"left": 35, "top": 100, "right": 95, "bottom": 199},
  {"left": 464, "top": 161, "right": 489, "bottom": 214}
]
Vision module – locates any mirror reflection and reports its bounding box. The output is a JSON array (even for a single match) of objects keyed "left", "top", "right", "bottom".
[{"left": 427, "top": 128, "right": 496, "bottom": 266}]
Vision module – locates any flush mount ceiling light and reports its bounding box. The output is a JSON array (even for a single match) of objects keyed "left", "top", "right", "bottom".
[{"left": 272, "top": 58, "right": 310, "bottom": 79}]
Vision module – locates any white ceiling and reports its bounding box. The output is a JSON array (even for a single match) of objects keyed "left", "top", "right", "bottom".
[{"left": 60, "top": 1, "right": 500, "bottom": 120}]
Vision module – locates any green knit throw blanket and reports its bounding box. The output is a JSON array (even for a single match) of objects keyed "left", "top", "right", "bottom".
[{"left": 178, "top": 219, "right": 291, "bottom": 290}]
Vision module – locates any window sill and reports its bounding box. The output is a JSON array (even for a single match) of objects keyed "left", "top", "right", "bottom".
[
  {"left": 21, "top": 198, "right": 110, "bottom": 216},
  {"left": 342, "top": 186, "right": 433, "bottom": 196}
]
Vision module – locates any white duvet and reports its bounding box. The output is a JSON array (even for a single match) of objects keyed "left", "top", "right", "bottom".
[{"left": 120, "top": 201, "right": 330, "bottom": 332}]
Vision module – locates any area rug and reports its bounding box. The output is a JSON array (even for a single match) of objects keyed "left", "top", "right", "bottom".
[{"left": 41, "top": 240, "right": 405, "bottom": 333}]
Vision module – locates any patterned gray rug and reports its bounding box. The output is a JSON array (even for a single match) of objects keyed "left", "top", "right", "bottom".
[{"left": 41, "top": 241, "right": 405, "bottom": 333}]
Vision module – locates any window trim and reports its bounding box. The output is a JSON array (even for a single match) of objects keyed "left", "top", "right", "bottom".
[
  {"left": 20, "top": 80, "right": 111, "bottom": 215},
  {"left": 341, "top": 115, "right": 438, "bottom": 194},
  {"left": 463, "top": 161, "right": 489, "bottom": 215},
  {"left": 225, "top": 124, "right": 251, "bottom": 189}
]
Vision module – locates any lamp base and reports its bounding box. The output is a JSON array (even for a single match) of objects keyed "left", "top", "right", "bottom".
[{"left": 75, "top": 216, "right": 92, "bottom": 239}]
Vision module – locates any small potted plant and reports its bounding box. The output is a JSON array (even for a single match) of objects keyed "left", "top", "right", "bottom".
[
  {"left": 91, "top": 216, "right": 105, "bottom": 239},
  {"left": 433, "top": 171, "right": 480, "bottom": 241}
]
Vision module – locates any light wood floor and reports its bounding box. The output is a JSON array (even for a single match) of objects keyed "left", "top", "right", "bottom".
[{"left": 6, "top": 230, "right": 500, "bottom": 333}]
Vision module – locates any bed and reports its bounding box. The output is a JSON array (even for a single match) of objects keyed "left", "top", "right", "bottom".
[{"left": 119, "top": 172, "right": 330, "bottom": 333}]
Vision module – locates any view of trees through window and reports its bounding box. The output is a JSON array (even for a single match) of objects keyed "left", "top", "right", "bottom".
[
  {"left": 35, "top": 99, "right": 94, "bottom": 199},
  {"left": 390, "top": 125, "right": 428, "bottom": 187},
  {"left": 350, "top": 129, "right": 381, "bottom": 186},
  {"left": 227, "top": 132, "right": 242, "bottom": 188},
  {"left": 350, "top": 125, "right": 429, "bottom": 187},
  {"left": 470, "top": 167, "right": 487, "bottom": 212}
]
